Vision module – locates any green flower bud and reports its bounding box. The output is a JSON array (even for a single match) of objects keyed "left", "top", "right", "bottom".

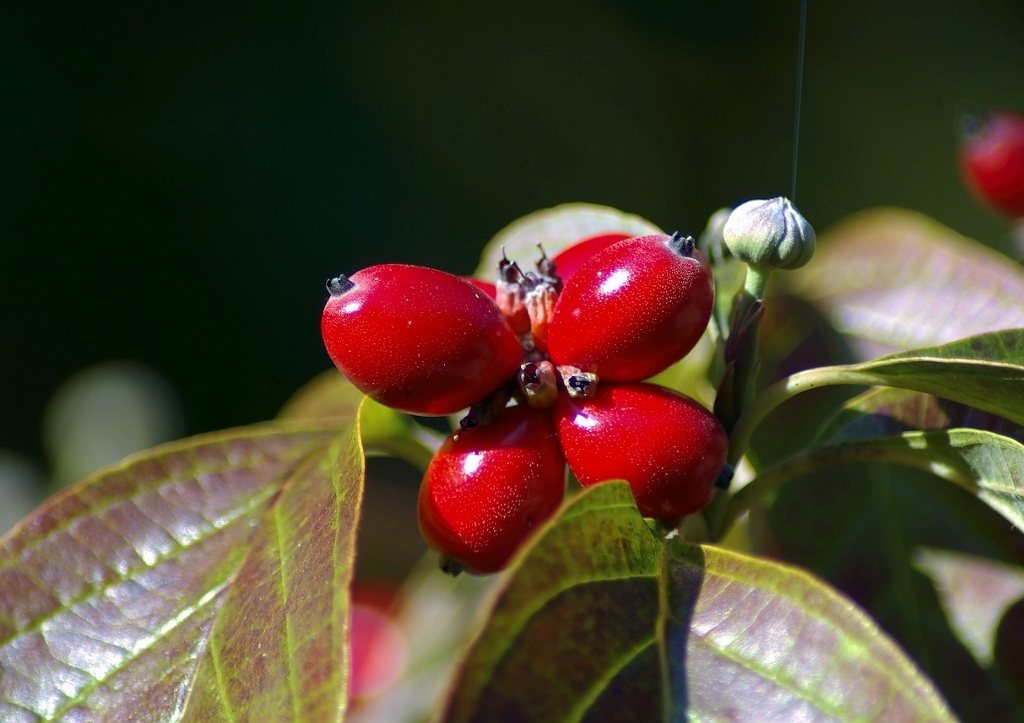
[{"left": 723, "top": 197, "right": 815, "bottom": 270}]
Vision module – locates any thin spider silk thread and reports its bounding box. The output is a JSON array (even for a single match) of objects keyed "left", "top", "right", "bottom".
[{"left": 790, "top": 0, "right": 808, "bottom": 203}]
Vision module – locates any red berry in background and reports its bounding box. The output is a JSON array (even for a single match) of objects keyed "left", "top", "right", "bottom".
[
  {"left": 321, "top": 264, "right": 523, "bottom": 416},
  {"left": 349, "top": 584, "right": 406, "bottom": 705},
  {"left": 418, "top": 405, "right": 566, "bottom": 574},
  {"left": 959, "top": 111, "right": 1024, "bottom": 218},
  {"left": 547, "top": 233, "right": 714, "bottom": 383},
  {"left": 553, "top": 382, "right": 728, "bottom": 519},
  {"left": 551, "top": 232, "right": 632, "bottom": 285}
]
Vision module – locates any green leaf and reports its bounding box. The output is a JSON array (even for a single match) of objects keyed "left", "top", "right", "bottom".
[
  {"left": 728, "top": 329, "right": 1024, "bottom": 468},
  {"left": 730, "top": 429, "right": 1024, "bottom": 542},
  {"left": 855, "top": 430, "right": 1024, "bottom": 535},
  {"left": 844, "top": 329, "right": 1024, "bottom": 426},
  {"left": 0, "top": 421, "right": 363, "bottom": 722},
  {"left": 709, "top": 256, "right": 748, "bottom": 337},
  {"left": 441, "top": 482, "right": 664, "bottom": 723},
  {"left": 767, "top": 461, "right": 1024, "bottom": 721},
  {"left": 473, "top": 203, "right": 663, "bottom": 279},
  {"left": 440, "top": 482, "right": 953, "bottom": 722},
  {"left": 784, "top": 207, "right": 1024, "bottom": 358},
  {"left": 817, "top": 387, "right": 1024, "bottom": 446},
  {"left": 913, "top": 548, "right": 1024, "bottom": 667}
]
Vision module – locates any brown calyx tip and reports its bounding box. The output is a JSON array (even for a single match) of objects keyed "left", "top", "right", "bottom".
[
  {"left": 327, "top": 275, "right": 354, "bottom": 296},
  {"left": 557, "top": 365, "right": 599, "bottom": 399},
  {"left": 439, "top": 555, "right": 465, "bottom": 577},
  {"left": 667, "top": 232, "right": 696, "bottom": 257},
  {"left": 518, "top": 361, "right": 558, "bottom": 408}
]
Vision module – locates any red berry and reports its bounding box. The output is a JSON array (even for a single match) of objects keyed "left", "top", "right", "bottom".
[
  {"left": 546, "top": 233, "right": 714, "bottom": 383},
  {"left": 417, "top": 405, "right": 566, "bottom": 574},
  {"left": 551, "top": 232, "right": 632, "bottom": 285},
  {"left": 959, "top": 111, "right": 1024, "bottom": 218},
  {"left": 321, "top": 264, "right": 523, "bottom": 415},
  {"left": 553, "top": 382, "right": 728, "bottom": 519}
]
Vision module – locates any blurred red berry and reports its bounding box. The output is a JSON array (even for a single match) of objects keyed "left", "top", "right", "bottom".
[
  {"left": 349, "top": 585, "right": 406, "bottom": 704},
  {"left": 959, "top": 111, "right": 1024, "bottom": 218}
]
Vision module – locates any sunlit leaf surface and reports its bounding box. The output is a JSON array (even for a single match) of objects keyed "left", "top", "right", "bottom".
[
  {"left": 474, "top": 202, "right": 663, "bottom": 279},
  {"left": 785, "top": 208, "right": 1024, "bottom": 358},
  {"left": 0, "top": 421, "right": 362, "bottom": 722},
  {"left": 913, "top": 548, "right": 1024, "bottom": 667},
  {"left": 441, "top": 483, "right": 953, "bottom": 722}
]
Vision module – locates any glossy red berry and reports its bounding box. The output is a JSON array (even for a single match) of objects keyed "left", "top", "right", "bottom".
[
  {"left": 547, "top": 233, "right": 714, "bottom": 382},
  {"left": 551, "top": 232, "right": 631, "bottom": 285},
  {"left": 417, "top": 405, "right": 566, "bottom": 574},
  {"left": 321, "top": 264, "right": 523, "bottom": 416},
  {"left": 959, "top": 111, "right": 1024, "bottom": 218},
  {"left": 553, "top": 382, "right": 728, "bottom": 519}
]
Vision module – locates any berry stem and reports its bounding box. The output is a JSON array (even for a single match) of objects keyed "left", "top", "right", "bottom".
[
  {"left": 712, "top": 437, "right": 977, "bottom": 540},
  {"left": 361, "top": 420, "right": 443, "bottom": 473},
  {"left": 710, "top": 363, "right": 889, "bottom": 542},
  {"left": 703, "top": 263, "right": 774, "bottom": 534},
  {"left": 716, "top": 264, "right": 773, "bottom": 433},
  {"left": 742, "top": 264, "right": 772, "bottom": 301},
  {"left": 733, "top": 265, "right": 772, "bottom": 412}
]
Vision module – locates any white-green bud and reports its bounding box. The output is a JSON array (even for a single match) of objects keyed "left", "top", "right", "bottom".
[{"left": 723, "top": 197, "right": 815, "bottom": 270}]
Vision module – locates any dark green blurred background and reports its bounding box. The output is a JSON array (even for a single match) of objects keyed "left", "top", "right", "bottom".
[{"left": 3, "top": 0, "right": 1024, "bottom": 471}]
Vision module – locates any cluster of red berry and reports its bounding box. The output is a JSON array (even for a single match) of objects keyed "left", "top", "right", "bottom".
[{"left": 321, "top": 231, "right": 728, "bottom": 574}]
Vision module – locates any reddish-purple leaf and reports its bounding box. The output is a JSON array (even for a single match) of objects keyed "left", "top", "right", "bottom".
[
  {"left": 0, "top": 421, "right": 362, "bottom": 722},
  {"left": 663, "top": 541, "right": 950, "bottom": 721},
  {"left": 785, "top": 208, "right": 1024, "bottom": 359}
]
